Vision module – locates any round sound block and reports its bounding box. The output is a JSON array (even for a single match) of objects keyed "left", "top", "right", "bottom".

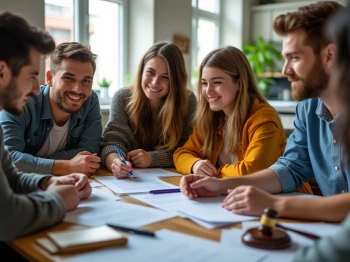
[{"left": 242, "top": 227, "right": 291, "bottom": 250}]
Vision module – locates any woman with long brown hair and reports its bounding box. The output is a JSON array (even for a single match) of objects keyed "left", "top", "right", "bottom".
[{"left": 101, "top": 42, "right": 197, "bottom": 178}]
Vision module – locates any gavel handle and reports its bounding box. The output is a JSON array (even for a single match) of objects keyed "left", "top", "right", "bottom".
[{"left": 275, "top": 223, "right": 320, "bottom": 240}]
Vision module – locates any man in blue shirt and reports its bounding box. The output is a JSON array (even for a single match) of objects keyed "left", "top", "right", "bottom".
[
  {"left": 0, "top": 42, "right": 102, "bottom": 176},
  {"left": 180, "top": 1, "right": 349, "bottom": 222}
]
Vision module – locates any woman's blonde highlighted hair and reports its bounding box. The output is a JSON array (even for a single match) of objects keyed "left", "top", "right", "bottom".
[
  {"left": 127, "top": 42, "right": 189, "bottom": 151},
  {"left": 196, "top": 46, "right": 267, "bottom": 156}
]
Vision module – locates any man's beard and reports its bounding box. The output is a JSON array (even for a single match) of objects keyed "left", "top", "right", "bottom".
[
  {"left": 0, "top": 77, "right": 33, "bottom": 115},
  {"left": 53, "top": 90, "right": 85, "bottom": 114},
  {"left": 291, "top": 56, "right": 329, "bottom": 101}
]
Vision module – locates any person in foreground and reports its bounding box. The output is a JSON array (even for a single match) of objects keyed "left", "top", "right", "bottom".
[
  {"left": 0, "top": 11, "right": 91, "bottom": 242},
  {"left": 173, "top": 46, "right": 310, "bottom": 194},
  {"left": 293, "top": 5, "right": 350, "bottom": 262},
  {"left": 0, "top": 42, "right": 102, "bottom": 176},
  {"left": 180, "top": 1, "right": 349, "bottom": 222},
  {"left": 101, "top": 42, "right": 197, "bottom": 178}
]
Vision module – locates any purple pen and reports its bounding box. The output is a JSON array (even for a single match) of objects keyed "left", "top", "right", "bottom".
[{"left": 149, "top": 188, "right": 181, "bottom": 194}]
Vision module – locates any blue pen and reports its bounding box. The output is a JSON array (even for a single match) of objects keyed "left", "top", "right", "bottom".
[{"left": 115, "top": 146, "right": 135, "bottom": 179}]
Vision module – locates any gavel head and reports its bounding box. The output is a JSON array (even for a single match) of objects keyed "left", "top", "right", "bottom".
[
  {"left": 258, "top": 208, "right": 278, "bottom": 236},
  {"left": 241, "top": 207, "right": 291, "bottom": 250}
]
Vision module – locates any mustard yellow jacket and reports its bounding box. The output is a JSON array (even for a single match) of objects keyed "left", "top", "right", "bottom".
[{"left": 173, "top": 99, "right": 312, "bottom": 194}]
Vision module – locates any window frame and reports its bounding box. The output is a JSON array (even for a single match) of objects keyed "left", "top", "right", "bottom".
[
  {"left": 191, "top": 0, "right": 222, "bottom": 74},
  {"left": 73, "top": 0, "right": 128, "bottom": 91}
]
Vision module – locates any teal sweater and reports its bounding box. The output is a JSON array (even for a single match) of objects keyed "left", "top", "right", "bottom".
[{"left": 294, "top": 214, "right": 350, "bottom": 262}]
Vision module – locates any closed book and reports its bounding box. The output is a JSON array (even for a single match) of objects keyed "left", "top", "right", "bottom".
[{"left": 36, "top": 225, "right": 127, "bottom": 254}]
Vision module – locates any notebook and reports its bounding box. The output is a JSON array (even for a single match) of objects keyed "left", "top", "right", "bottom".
[{"left": 36, "top": 225, "right": 128, "bottom": 254}]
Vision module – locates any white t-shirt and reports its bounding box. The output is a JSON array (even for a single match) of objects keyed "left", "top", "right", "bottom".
[
  {"left": 217, "top": 145, "right": 238, "bottom": 166},
  {"left": 36, "top": 119, "right": 70, "bottom": 157}
]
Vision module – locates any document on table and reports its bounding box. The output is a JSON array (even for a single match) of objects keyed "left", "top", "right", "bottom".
[
  {"left": 221, "top": 221, "right": 322, "bottom": 262},
  {"left": 66, "top": 195, "right": 176, "bottom": 227},
  {"left": 95, "top": 175, "right": 179, "bottom": 195},
  {"left": 132, "top": 168, "right": 181, "bottom": 177},
  {"left": 64, "top": 198, "right": 175, "bottom": 227},
  {"left": 83, "top": 188, "right": 121, "bottom": 205},
  {"left": 132, "top": 193, "right": 256, "bottom": 224},
  {"left": 90, "top": 181, "right": 103, "bottom": 188},
  {"left": 64, "top": 229, "right": 266, "bottom": 262},
  {"left": 177, "top": 212, "right": 235, "bottom": 229}
]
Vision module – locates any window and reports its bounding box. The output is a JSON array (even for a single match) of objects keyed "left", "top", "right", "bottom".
[
  {"left": 45, "top": 0, "right": 127, "bottom": 101},
  {"left": 192, "top": 0, "right": 221, "bottom": 86},
  {"left": 88, "top": 0, "right": 121, "bottom": 97},
  {"left": 192, "top": 0, "right": 221, "bottom": 67}
]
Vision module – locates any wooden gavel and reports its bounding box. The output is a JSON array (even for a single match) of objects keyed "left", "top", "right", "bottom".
[{"left": 242, "top": 208, "right": 320, "bottom": 250}]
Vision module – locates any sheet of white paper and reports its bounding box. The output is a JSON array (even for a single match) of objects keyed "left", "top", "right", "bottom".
[
  {"left": 132, "top": 191, "right": 190, "bottom": 211},
  {"left": 221, "top": 221, "right": 315, "bottom": 262},
  {"left": 95, "top": 175, "right": 178, "bottom": 195},
  {"left": 133, "top": 193, "right": 257, "bottom": 223},
  {"left": 175, "top": 196, "right": 257, "bottom": 223},
  {"left": 82, "top": 188, "right": 121, "bottom": 205},
  {"left": 90, "top": 181, "right": 103, "bottom": 188},
  {"left": 179, "top": 212, "right": 235, "bottom": 229},
  {"left": 133, "top": 168, "right": 181, "bottom": 177},
  {"left": 64, "top": 229, "right": 266, "bottom": 262},
  {"left": 64, "top": 198, "right": 175, "bottom": 227}
]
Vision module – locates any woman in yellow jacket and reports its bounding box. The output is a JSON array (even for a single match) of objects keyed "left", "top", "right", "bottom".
[{"left": 174, "top": 46, "right": 311, "bottom": 193}]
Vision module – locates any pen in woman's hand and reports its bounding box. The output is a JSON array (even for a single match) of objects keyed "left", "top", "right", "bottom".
[{"left": 115, "top": 146, "right": 135, "bottom": 179}]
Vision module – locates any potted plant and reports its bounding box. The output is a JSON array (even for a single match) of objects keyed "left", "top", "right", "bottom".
[
  {"left": 243, "top": 36, "right": 283, "bottom": 97},
  {"left": 98, "top": 77, "right": 112, "bottom": 98}
]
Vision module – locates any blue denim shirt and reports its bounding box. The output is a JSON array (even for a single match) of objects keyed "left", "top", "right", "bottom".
[
  {"left": 270, "top": 98, "right": 349, "bottom": 196},
  {"left": 0, "top": 85, "right": 103, "bottom": 174}
]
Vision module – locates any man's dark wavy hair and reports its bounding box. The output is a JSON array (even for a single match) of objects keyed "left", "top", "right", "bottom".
[{"left": 0, "top": 11, "right": 55, "bottom": 76}]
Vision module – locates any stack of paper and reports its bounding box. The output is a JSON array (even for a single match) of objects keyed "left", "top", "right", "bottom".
[
  {"left": 64, "top": 190, "right": 176, "bottom": 228},
  {"left": 95, "top": 168, "right": 180, "bottom": 195},
  {"left": 132, "top": 193, "right": 257, "bottom": 228},
  {"left": 64, "top": 229, "right": 267, "bottom": 262}
]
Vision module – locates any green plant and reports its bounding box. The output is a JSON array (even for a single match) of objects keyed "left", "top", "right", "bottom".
[
  {"left": 123, "top": 74, "right": 133, "bottom": 86},
  {"left": 98, "top": 77, "right": 112, "bottom": 88},
  {"left": 192, "top": 68, "right": 199, "bottom": 80},
  {"left": 243, "top": 36, "right": 283, "bottom": 96}
]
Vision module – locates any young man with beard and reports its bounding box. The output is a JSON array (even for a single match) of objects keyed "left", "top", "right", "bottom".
[
  {"left": 0, "top": 42, "right": 102, "bottom": 176},
  {"left": 179, "top": 1, "right": 350, "bottom": 222},
  {"left": 0, "top": 9, "right": 91, "bottom": 249}
]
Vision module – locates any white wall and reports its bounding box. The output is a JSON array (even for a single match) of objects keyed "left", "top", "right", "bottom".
[
  {"left": 128, "top": 0, "right": 192, "bottom": 86},
  {"left": 0, "top": 0, "right": 44, "bottom": 28},
  {"left": 154, "top": 0, "right": 192, "bottom": 81},
  {"left": 0, "top": 0, "right": 46, "bottom": 81}
]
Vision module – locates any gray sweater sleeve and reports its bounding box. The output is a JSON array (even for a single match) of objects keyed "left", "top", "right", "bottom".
[
  {"left": 293, "top": 214, "right": 350, "bottom": 262},
  {"left": 0, "top": 128, "right": 66, "bottom": 241},
  {"left": 101, "top": 88, "right": 197, "bottom": 167}
]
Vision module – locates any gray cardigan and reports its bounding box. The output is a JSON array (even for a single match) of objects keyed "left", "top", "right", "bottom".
[
  {"left": 0, "top": 127, "right": 65, "bottom": 241},
  {"left": 101, "top": 88, "right": 197, "bottom": 167}
]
